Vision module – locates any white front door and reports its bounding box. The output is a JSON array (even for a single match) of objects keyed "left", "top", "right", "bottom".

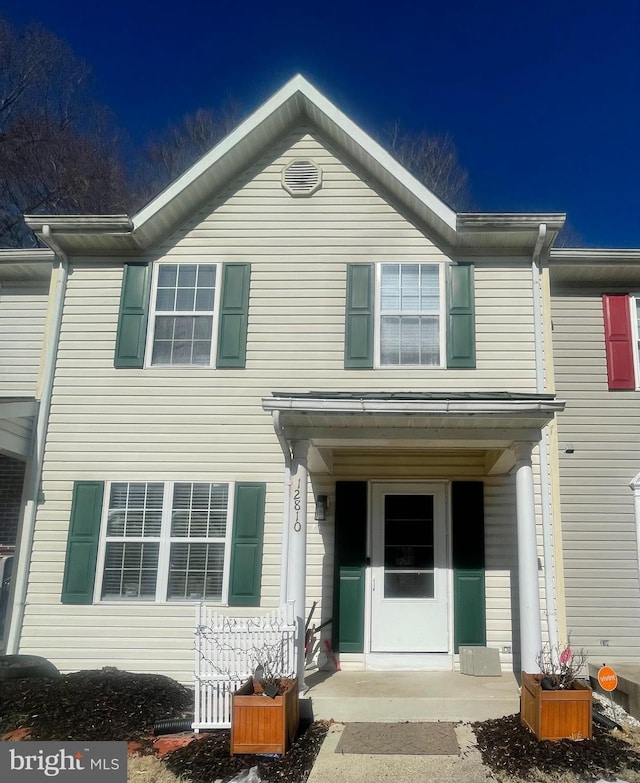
[{"left": 370, "top": 483, "right": 449, "bottom": 652}]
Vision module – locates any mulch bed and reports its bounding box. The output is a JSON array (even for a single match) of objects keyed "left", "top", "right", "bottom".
[
  {"left": 164, "top": 721, "right": 330, "bottom": 783},
  {"left": 0, "top": 667, "right": 329, "bottom": 782},
  {"left": 0, "top": 667, "right": 192, "bottom": 743},
  {"left": 473, "top": 713, "right": 640, "bottom": 781}
]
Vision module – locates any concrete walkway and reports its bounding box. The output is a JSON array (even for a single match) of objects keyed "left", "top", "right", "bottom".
[
  {"left": 301, "top": 670, "right": 518, "bottom": 782},
  {"left": 307, "top": 721, "right": 498, "bottom": 783}
]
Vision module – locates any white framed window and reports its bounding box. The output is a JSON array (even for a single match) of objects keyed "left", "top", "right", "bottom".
[
  {"left": 376, "top": 262, "right": 445, "bottom": 367},
  {"left": 97, "top": 481, "right": 233, "bottom": 602},
  {"left": 147, "top": 262, "right": 220, "bottom": 366}
]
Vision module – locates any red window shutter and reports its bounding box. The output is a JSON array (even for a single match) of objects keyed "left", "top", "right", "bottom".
[{"left": 602, "top": 294, "right": 635, "bottom": 390}]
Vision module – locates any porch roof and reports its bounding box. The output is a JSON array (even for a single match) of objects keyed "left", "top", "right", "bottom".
[
  {"left": 0, "top": 397, "right": 38, "bottom": 460},
  {"left": 262, "top": 391, "right": 564, "bottom": 474}
]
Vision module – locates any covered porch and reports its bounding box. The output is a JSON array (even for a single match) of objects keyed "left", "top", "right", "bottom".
[
  {"left": 263, "top": 391, "right": 565, "bottom": 685},
  {"left": 304, "top": 668, "right": 521, "bottom": 722}
]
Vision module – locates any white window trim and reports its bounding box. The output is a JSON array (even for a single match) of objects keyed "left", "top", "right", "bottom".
[
  {"left": 144, "top": 260, "right": 223, "bottom": 369},
  {"left": 374, "top": 261, "right": 446, "bottom": 369},
  {"left": 629, "top": 294, "right": 640, "bottom": 390},
  {"left": 94, "top": 480, "right": 235, "bottom": 604}
]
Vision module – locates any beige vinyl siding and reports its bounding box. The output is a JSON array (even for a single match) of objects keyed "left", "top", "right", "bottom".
[
  {"left": 21, "top": 130, "right": 542, "bottom": 679},
  {"left": 0, "top": 283, "right": 48, "bottom": 394},
  {"left": 552, "top": 291, "right": 640, "bottom": 660}
]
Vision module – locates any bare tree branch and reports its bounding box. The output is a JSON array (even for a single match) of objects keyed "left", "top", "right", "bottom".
[
  {"left": 383, "top": 122, "right": 472, "bottom": 211},
  {"left": 0, "top": 15, "right": 132, "bottom": 247}
]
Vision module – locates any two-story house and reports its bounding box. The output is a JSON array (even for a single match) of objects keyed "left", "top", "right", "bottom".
[{"left": 2, "top": 75, "right": 621, "bottom": 687}]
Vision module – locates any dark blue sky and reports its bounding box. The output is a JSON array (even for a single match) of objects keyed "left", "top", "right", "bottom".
[{"left": 3, "top": 0, "right": 639, "bottom": 247}]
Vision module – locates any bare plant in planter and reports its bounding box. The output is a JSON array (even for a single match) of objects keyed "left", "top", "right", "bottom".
[
  {"left": 521, "top": 641, "right": 593, "bottom": 741},
  {"left": 230, "top": 636, "right": 299, "bottom": 755}
]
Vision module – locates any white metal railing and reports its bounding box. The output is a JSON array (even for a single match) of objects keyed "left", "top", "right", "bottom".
[{"left": 193, "top": 602, "right": 297, "bottom": 729}]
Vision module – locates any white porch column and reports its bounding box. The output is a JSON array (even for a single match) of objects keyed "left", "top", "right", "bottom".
[
  {"left": 514, "top": 441, "right": 543, "bottom": 674},
  {"left": 288, "top": 440, "right": 309, "bottom": 689}
]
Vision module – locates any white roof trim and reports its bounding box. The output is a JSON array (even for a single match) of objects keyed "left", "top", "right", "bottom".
[
  {"left": 550, "top": 249, "right": 640, "bottom": 263},
  {"left": 262, "top": 396, "right": 565, "bottom": 417},
  {"left": 133, "top": 74, "right": 456, "bottom": 234},
  {"left": 0, "top": 248, "right": 54, "bottom": 262},
  {"left": 459, "top": 213, "right": 566, "bottom": 231},
  {"left": 24, "top": 215, "right": 132, "bottom": 233}
]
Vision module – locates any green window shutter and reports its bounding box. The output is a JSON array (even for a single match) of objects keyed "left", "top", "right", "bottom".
[
  {"left": 61, "top": 481, "right": 104, "bottom": 604},
  {"left": 447, "top": 263, "right": 476, "bottom": 368},
  {"left": 216, "top": 263, "right": 250, "bottom": 368},
  {"left": 452, "top": 481, "right": 486, "bottom": 651},
  {"left": 337, "top": 567, "right": 366, "bottom": 653},
  {"left": 345, "top": 264, "right": 374, "bottom": 369},
  {"left": 454, "top": 570, "right": 486, "bottom": 648},
  {"left": 114, "top": 264, "right": 151, "bottom": 368},
  {"left": 228, "top": 482, "right": 265, "bottom": 606},
  {"left": 333, "top": 481, "right": 367, "bottom": 652}
]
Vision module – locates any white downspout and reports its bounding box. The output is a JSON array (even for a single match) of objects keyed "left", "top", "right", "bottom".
[
  {"left": 629, "top": 474, "right": 640, "bottom": 590},
  {"left": 532, "top": 222, "right": 559, "bottom": 650},
  {"left": 272, "top": 411, "right": 292, "bottom": 605},
  {"left": 6, "top": 226, "right": 68, "bottom": 653}
]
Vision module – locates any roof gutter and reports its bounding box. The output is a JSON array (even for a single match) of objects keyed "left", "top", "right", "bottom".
[
  {"left": 6, "top": 225, "right": 69, "bottom": 653},
  {"left": 550, "top": 248, "right": 640, "bottom": 264},
  {"left": 458, "top": 213, "right": 566, "bottom": 232},
  {"left": 24, "top": 215, "right": 133, "bottom": 234},
  {"left": 532, "top": 223, "right": 560, "bottom": 651},
  {"left": 263, "top": 397, "right": 565, "bottom": 416}
]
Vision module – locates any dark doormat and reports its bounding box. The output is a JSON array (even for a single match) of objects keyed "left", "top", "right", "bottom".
[{"left": 335, "top": 722, "right": 459, "bottom": 756}]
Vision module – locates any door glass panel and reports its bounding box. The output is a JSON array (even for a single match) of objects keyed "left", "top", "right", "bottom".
[
  {"left": 383, "top": 494, "right": 434, "bottom": 598},
  {"left": 385, "top": 572, "right": 435, "bottom": 598}
]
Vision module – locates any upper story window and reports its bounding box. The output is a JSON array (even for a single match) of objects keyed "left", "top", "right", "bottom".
[
  {"left": 150, "top": 263, "right": 218, "bottom": 366},
  {"left": 345, "top": 261, "right": 475, "bottom": 370},
  {"left": 378, "top": 263, "right": 444, "bottom": 367},
  {"left": 115, "top": 261, "right": 250, "bottom": 370}
]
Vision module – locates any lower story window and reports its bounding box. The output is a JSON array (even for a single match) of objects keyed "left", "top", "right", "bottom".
[{"left": 100, "top": 481, "right": 231, "bottom": 602}]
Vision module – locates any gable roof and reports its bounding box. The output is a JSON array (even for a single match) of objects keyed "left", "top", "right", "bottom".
[{"left": 24, "top": 75, "right": 564, "bottom": 256}]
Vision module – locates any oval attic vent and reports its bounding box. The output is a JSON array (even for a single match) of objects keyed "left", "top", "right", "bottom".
[{"left": 282, "top": 160, "right": 322, "bottom": 196}]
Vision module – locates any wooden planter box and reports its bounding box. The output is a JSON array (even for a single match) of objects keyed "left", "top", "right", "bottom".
[
  {"left": 521, "top": 672, "right": 593, "bottom": 741},
  {"left": 230, "top": 677, "right": 299, "bottom": 755}
]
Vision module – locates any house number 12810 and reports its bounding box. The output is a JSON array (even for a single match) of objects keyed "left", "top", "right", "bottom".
[{"left": 293, "top": 486, "right": 301, "bottom": 531}]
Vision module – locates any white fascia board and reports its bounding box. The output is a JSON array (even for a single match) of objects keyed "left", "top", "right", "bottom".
[
  {"left": 24, "top": 215, "right": 133, "bottom": 233},
  {"left": 550, "top": 248, "right": 640, "bottom": 263},
  {"left": 262, "top": 396, "right": 565, "bottom": 416},
  {"left": 0, "top": 249, "right": 54, "bottom": 262},
  {"left": 458, "top": 213, "right": 566, "bottom": 231},
  {"left": 133, "top": 74, "right": 457, "bottom": 236},
  {"left": 294, "top": 79, "right": 456, "bottom": 231},
  {"left": 132, "top": 77, "right": 307, "bottom": 230}
]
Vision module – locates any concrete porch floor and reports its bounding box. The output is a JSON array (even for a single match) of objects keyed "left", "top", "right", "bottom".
[{"left": 302, "top": 669, "right": 521, "bottom": 723}]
